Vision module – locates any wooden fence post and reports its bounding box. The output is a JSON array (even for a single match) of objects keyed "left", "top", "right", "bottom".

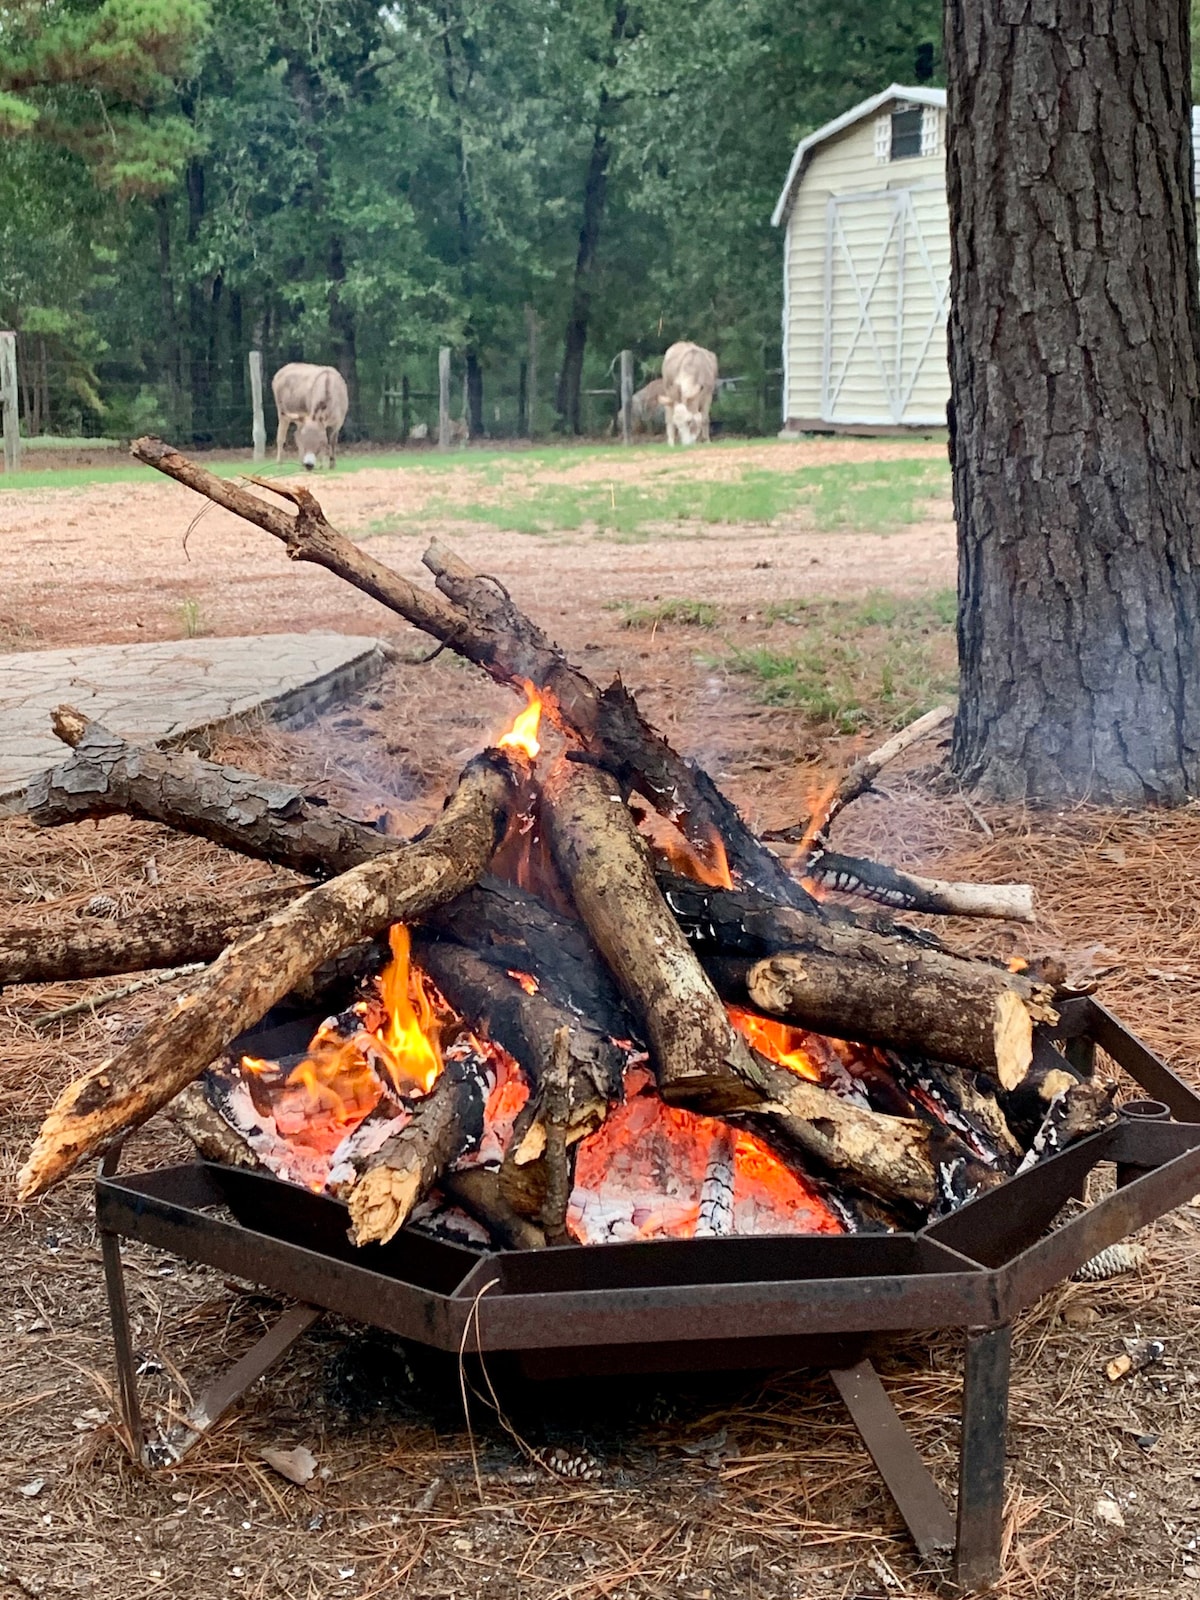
[
  {"left": 525, "top": 308, "right": 538, "bottom": 439},
  {"left": 401, "top": 374, "right": 411, "bottom": 442},
  {"left": 0, "top": 332, "right": 21, "bottom": 472},
  {"left": 619, "top": 349, "right": 634, "bottom": 445},
  {"left": 438, "top": 347, "right": 451, "bottom": 450},
  {"left": 248, "top": 350, "right": 266, "bottom": 462}
]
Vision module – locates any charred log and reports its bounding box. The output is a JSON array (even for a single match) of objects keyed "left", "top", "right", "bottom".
[
  {"left": 804, "top": 852, "right": 1035, "bottom": 923},
  {"left": 662, "top": 872, "right": 1056, "bottom": 1088},
  {"left": 17, "top": 749, "right": 523, "bottom": 1200},
  {"left": 347, "top": 1045, "right": 491, "bottom": 1246},
  {"left": 442, "top": 1168, "right": 547, "bottom": 1250}
]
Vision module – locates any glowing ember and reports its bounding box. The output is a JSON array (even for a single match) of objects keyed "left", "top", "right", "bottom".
[
  {"left": 507, "top": 969, "right": 540, "bottom": 995},
  {"left": 568, "top": 1070, "right": 843, "bottom": 1242},
  {"left": 498, "top": 680, "right": 543, "bottom": 759},
  {"left": 727, "top": 1004, "right": 823, "bottom": 1082}
]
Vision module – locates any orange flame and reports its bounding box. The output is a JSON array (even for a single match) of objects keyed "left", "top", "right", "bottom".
[
  {"left": 375, "top": 924, "right": 443, "bottom": 1093},
  {"left": 507, "top": 969, "right": 540, "bottom": 995},
  {"left": 727, "top": 1004, "right": 822, "bottom": 1082},
  {"left": 498, "top": 681, "right": 543, "bottom": 760},
  {"left": 660, "top": 825, "right": 734, "bottom": 889}
]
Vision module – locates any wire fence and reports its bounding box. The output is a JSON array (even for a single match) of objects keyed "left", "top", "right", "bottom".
[{"left": 9, "top": 334, "right": 783, "bottom": 449}]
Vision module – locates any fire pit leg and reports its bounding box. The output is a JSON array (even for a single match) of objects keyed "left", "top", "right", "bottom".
[
  {"left": 830, "top": 1359, "right": 956, "bottom": 1558},
  {"left": 100, "top": 1229, "right": 145, "bottom": 1462},
  {"left": 954, "top": 1322, "right": 1012, "bottom": 1593}
]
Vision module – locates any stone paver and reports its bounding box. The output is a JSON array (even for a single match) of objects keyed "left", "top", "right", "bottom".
[{"left": 0, "top": 633, "right": 386, "bottom": 811}]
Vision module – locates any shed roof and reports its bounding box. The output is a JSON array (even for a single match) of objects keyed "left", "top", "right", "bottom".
[
  {"left": 772, "top": 88, "right": 1200, "bottom": 227},
  {"left": 771, "top": 85, "right": 946, "bottom": 227}
]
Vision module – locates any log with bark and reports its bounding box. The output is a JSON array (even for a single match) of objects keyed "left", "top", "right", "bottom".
[
  {"left": 802, "top": 852, "right": 1035, "bottom": 923},
  {"left": 539, "top": 756, "right": 981, "bottom": 1210},
  {"left": 347, "top": 1044, "right": 491, "bottom": 1246},
  {"left": 658, "top": 870, "right": 1057, "bottom": 1088},
  {"left": 28, "top": 706, "right": 392, "bottom": 879},
  {"left": 0, "top": 879, "right": 301, "bottom": 987},
  {"left": 17, "top": 748, "right": 524, "bottom": 1200}
]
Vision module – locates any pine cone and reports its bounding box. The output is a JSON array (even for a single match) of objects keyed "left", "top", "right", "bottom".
[{"left": 82, "top": 893, "right": 121, "bottom": 919}]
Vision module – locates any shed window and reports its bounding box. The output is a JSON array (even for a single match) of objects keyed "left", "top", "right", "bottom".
[{"left": 889, "top": 107, "right": 923, "bottom": 159}]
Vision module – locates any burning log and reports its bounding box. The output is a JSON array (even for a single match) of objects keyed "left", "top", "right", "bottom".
[
  {"left": 659, "top": 872, "right": 1056, "bottom": 1089},
  {"left": 168, "top": 1082, "right": 264, "bottom": 1170},
  {"left": 130, "top": 440, "right": 812, "bottom": 909},
  {"left": 0, "top": 880, "right": 300, "bottom": 987},
  {"left": 17, "top": 749, "right": 524, "bottom": 1201},
  {"left": 441, "top": 1169, "right": 547, "bottom": 1250},
  {"left": 347, "top": 1044, "right": 491, "bottom": 1246},
  {"left": 412, "top": 934, "right": 622, "bottom": 1139},
  {"left": 28, "top": 707, "right": 392, "bottom": 879},
  {"left": 540, "top": 756, "right": 965, "bottom": 1209}
]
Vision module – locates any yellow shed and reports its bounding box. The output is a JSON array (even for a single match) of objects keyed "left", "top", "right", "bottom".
[
  {"left": 772, "top": 85, "right": 950, "bottom": 433},
  {"left": 774, "top": 88, "right": 1200, "bottom": 434}
]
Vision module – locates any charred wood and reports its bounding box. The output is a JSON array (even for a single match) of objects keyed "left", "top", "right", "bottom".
[
  {"left": 803, "top": 852, "right": 1035, "bottom": 923},
  {"left": 17, "top": 749, "right": 523, "bottom": 1200},
  {"left": 442, "top": 1168, "right": 547, "bottom": 1250},
  {"left": 348, "top": 1045, "right": 490, "bottom": 1246}
]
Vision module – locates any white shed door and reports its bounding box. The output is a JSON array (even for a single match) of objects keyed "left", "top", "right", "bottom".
[{"left": 820, "top": 189, "right": 948, "bottom": 426}]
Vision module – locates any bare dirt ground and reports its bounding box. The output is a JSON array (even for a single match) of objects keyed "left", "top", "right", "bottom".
[{"left": 1, "top": 439, "right": 1198, "bottom": 1600}]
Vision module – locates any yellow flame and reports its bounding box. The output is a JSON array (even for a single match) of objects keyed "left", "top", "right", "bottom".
[
  {"left": 498, "top": 681, "right": 542, "bottom": 759},
  {"left": 376, "top": 924, "right": 442, "bottom": 1093},
  {"left": 727, "top": 1004, "right": 822, "bottom": 1082}
]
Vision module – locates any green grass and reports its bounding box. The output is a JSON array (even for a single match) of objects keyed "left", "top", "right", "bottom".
[
  {"left": 612, "top": 597, "right": 720, "bottom": 629},
  {"left": 728, "top": 589, "right": 957, "bottom": 734},
  {"left": 408, "top": 456, "right": 949, "bottom": 541},
  {"left": 178, "top": 597, "right": 209, "bottom": 638}
]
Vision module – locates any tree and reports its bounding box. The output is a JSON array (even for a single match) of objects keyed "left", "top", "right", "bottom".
[
  {"left": 945, "top": 0, "right": 1200, "bottom": 803},
  {"left": 0, "top": 0, "right": 207, "bottom": 193}
]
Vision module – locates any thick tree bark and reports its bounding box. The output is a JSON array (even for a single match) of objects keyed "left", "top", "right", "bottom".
[
  {"left": 28, "top": 707, "right": 393, "bottom": 878},
  {"left": 945, "top": 0, "right": 1200, "bottom": 802},
  {"left": 17, "top": 751, "right": 522, "bottom": 1200},
  {"left": 0, "top": 880, "right": 299, "bottom": 986}
]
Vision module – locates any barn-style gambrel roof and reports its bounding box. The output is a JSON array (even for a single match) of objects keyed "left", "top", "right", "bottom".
[
  {"left": 771, "top": 85, "right": 946, "bottom": 228},
  {"left": 773, "top": 87, "right": 1200, "bottom": 228}
]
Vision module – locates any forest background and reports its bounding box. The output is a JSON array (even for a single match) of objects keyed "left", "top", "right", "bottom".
[{"left": 0, "top": 0, "right": 958, "bottom": 445}]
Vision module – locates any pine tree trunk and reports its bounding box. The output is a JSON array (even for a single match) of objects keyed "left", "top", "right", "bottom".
[
  {"left": 945, "top": 0, "right": 1200, "bottom": 803},
  {"left": 556, "top": 123, "right": 609, "bottom": 435}
]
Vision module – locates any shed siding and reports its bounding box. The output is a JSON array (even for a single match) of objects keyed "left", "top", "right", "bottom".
[{"left": 785, "top": 108, "right": 947, "bottom": 427}]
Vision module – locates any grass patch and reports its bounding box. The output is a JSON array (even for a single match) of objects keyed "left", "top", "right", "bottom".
[
  {"left": 613, "top": 598, "right": 720, "bottom": 629},
  {"left": 414, "top": 457, "right": 950, "bottom": 541},
  {"left": 729, "top": 589, "right": 957, "bottom": 733},
  {"left": 178, "top": 597, "right": 210, "bottom": 638}
]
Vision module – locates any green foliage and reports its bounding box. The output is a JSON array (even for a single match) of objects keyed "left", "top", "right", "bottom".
[
  {"left": 0, "top": 0, "right": 944, "bottom": 445},
  {"left": 729, "top": 589, "right": 958, "bottom": 732}
]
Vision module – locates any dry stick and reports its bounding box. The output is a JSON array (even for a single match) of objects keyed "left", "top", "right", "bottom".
[
  {"left": 28, "top": 706, "right": 393, "bottom": 879},
  {"left": 802, "top": 852, "right": 1035, "bottom": 923},
  {"left": 540, "top": 756, "right": 953, "bottom": 1209},
  {"left": 0, "top": 879, "right": 301, "bottom": 986},
  {"left": 17, "top": 749, "right": 523, "bottom": 1201},
  {"left": 764, "top": 704, "right": 955, "bottom": 846},
  {"left": 129, "top": 439, "right": 812, "bottom": 909},
  {"left": 31, "top": 963, "right": 206, "bottom": 1029},
  {"left": 348, "top": 1048, "right": 492, "bottom": 1247}
]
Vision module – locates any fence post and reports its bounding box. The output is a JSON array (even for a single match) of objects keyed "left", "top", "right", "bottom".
[
  {"left": 619, "top": 349, "right": 634, "bottom": 445},
  {"left": 401, "top": 374, "right": 411, "bottom": 442},
  {"left": 248, "top": 350, "right": 266, "bottom": 462},
  {"left": 525, "top": 308, "right": 538, "bottom": 439},
  {"left": 0, "top": 332, "right": 21, "bottom": 472},
  {"left": 438, "top": 347, "right": 451, "bottom": 450}
]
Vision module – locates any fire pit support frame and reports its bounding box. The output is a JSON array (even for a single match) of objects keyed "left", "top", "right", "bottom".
[{"left": 93, "top": 996, "right": 1200, "bottom": 1592}]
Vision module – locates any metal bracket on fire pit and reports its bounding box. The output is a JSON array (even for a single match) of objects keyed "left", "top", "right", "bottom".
[
  {"left": 95, "top": 997, "right": 1200, "bottom": 1590},
  {"left": 99, "top": 1144, "right": 321, "bottom": 1468}
]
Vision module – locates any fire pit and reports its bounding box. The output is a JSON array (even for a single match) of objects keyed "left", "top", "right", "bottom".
[
  {"left": 98, "top": 996, "right": 1200, "bottom": 1592},
  {"left": 10, "top": 451, "right": 1196, "bottom": 1593}
]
